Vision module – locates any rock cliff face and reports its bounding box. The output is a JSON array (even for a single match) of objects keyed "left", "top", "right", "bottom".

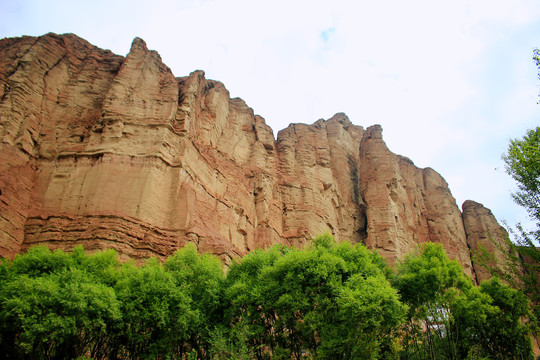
[
  {"left": 462, "top": 200, "right": 510, "bottom": 283},
  {"left": 0, "top": 33, "right": 506, "bottom": 280}
]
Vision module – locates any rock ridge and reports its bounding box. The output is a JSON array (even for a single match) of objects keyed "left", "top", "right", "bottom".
[{"left": 0, "top": 33, "right": 506, "bottom": 280}]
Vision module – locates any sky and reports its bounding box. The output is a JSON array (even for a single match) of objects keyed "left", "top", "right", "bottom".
[{"left": 1, "top": 0, "right": 539, "bottom": 233}]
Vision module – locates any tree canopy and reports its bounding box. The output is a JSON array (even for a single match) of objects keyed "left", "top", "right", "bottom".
[
  {"left": 0, "top": 238, "right": 535, "bottom": 359},
  {"left": 498, "top": 125, "right": 540, "bottom": 325},
  {"left": 503, "top": 126, "right": 540, "bottom": 228},
  {"left": 393, "top": 243, "right": 534, "bottom": 360}
]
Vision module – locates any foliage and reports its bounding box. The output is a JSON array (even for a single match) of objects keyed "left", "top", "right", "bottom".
[
  {"left": 499, "top": 125, "right": 540, "bottom": 328},
  {"left": 113, "top": 258, "right": 197, "bottom": 359},
  {"left": 0, "top": 245, "right": 223, "bottom": 360},
  {"left": 208, "top": 322, "right": 254, "bottom": 360},
  {"left": 476, "top": 278, "right": 533, "bottom": 358},
  {"left": 393, "top": 243, "right": 472, "bottom": 360},
  {"left": 501, "top": 58, "right": 540, "bottom": 263},
  {"left": 393, "top": 243, "right": 471, "bottom": 309},
  {"left": 393, "top": 243, "right": 534, "bottom": 360},
  {"left": 0, "top": 238, "right": 536, "bottom": 359},
  {"left": 223, "top": 234, "right": 406, "bottom": 359},
  {"left": 165, "top": 243, "right": 226, "bottom": 357},
  {"left": 502, "top": 126, "right": 540, "bottom": 227},
  {"left": 446, "top": 278, "right": 534, "bottom": 360},
  {"left": 0, "top": 246, "right": 121, "bottom": 360},
  {"left": 469, "top": 48, "right": 540, "bottom": 359},
  {"left": 535, "top": 48, "right": 540, "bottom": 97}
]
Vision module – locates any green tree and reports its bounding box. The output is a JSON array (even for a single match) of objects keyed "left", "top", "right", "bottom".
[
  {"left": 208, "top": 321, "right": 255, "bottom": 360},
  {"left": 223, "top": 234, "right": 406, "bottom": 359},
  {"left": 393, "top": 243, "right": 472, "bottom": 360},
  {"left": 499, "top": 50, "right": 540, "bottom": 281},
  {"left": 0, "top": 246, "right": 121, "bottom": 360},
  {"left": 477, "top": 278, "right": 533, "bottom": 358},
  {"left": 394, "top": 243, "right": 535, "bottom": 360},
  {"left": 534, "top": 48, "right": 540, "bottom": 101},
  {"left": 449, "top": 277, "right": 534, "bottom": 360},
  {"left": 165, "top": 243, "right": 226, "bottom": 358},
  {"left": 113, "top": 258, "right": 197, "bottom": 359},
  {"left": 0, "top": 244, "right": 226, "bottom": 359},
  {"left": 222, "top": 244, "right": 295, "bottom": 359},
  {"left": 500, "top": 126, "right": 540, "bottom": 324},
  {"left": 503, "top": 126, "right": 540, "bottom": 226}
]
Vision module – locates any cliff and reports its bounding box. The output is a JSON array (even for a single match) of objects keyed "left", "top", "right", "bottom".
[{"left": 0, "top": 33, "right": 505, "bottom": 280}]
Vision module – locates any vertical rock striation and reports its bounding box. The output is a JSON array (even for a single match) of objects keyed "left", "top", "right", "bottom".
[
  {"left": 462, "top": 200, "right": 510, "bottom": 283},
  {"left": 0, "top": 33, "right": 124, "bottom": 258},
  {"left": 358, "top": 125, "right": 472, "bottom": 276},
  {"left": 0, "top": 33, "right": 506, "bottom": 275},
  {"left": 276, "top": 114, "right": 366, "bottom": 247}
]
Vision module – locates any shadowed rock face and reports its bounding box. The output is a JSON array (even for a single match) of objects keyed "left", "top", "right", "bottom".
[{"left": 0, "top": 33, "right": 503, "bottom": 277}]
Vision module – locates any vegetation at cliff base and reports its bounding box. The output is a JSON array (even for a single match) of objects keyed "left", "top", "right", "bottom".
[
  {"left": 393, "top": 243, "right": 533, "bottom": 360},
  {"left": 0, "top": 236, "right": 535, "bottom": 359},
  {"left": 220, "top": 236, "right": 405, "bottom": 359},
  {"left": 471, "top": 50, "right": 540, "bottom": 347},
  {"left": 501, "top": 125, "right": 540, "bottom": 320},
  {"left": 474, "top": 125, "right": 540, "bottom": 339}
]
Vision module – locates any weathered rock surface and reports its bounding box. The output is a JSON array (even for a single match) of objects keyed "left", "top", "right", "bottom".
[
  {"left": 0, "top": 33, "right": 506, "bottom": 278},
  {"left": 462, "top": 200, "right": 510, "bottom": 283},
  {"left": 359, "top": 125, "right": 472, "bottom": 275}
]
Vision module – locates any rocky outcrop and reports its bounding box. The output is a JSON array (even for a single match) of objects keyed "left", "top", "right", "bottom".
[
  {"left": 0, "top": 33, "right": 506, "bottom": 276},
  {"left": 276, "top": 114, "right": 366, "bottom": 247},
  {"left": 0, "top": 34, "right": 125, "bottom": 259},
  {"left": 359, "top": 125, "right": 472, "bottom": 275},
  {"left": 462, "top": 200, "right": 510, "bottom": 283}
]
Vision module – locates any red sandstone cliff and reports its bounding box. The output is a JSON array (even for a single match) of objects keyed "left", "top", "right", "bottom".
[
  {"left": 0, "top": 33, "right": 507, "bottom": 280},
  {"left": 462, "top": 200, "right": 511, "bottom": 283}
]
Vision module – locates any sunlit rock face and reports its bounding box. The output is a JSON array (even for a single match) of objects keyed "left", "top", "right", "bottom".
[
  {"left": 0, "top": 33, "right": 503, "bottom": 278},
  {"left": 358, "top": 125, "right": 472, "bottom": 275},
  {"left": 462, "top": 200, "right": 510, "bottom": 283}
]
